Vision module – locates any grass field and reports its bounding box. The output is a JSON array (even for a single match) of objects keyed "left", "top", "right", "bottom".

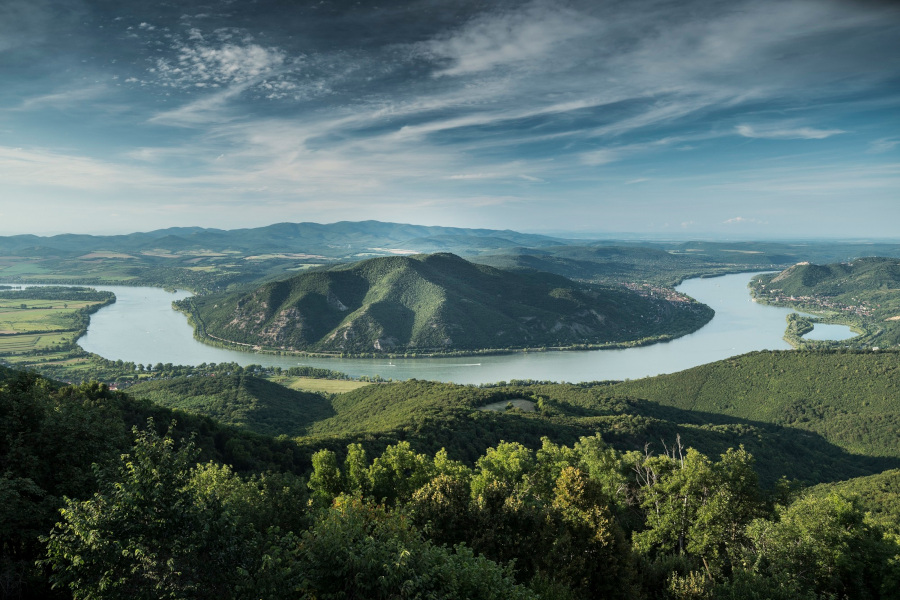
[
  {"left": 274, "top": 375, "right": 372, "bottom": 394},
  {"left": 0, "top": 295, "right": 109, "bottom": 356},
  {"left": 0, "top": 332, "right": 73, "bottom": 353},
  {"left": 0, "top": 300, "right": 93, "bottom": 332}
]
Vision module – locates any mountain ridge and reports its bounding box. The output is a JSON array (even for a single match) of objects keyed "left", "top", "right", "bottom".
[{"left": 180, "top": 252, "right": 713, "bottom": 354}]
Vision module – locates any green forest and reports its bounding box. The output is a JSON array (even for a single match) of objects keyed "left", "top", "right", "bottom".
[{"left": 4, "top": 345, "right": 900, "bottom": 599}]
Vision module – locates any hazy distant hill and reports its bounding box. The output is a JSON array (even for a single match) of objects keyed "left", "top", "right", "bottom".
[
  {"left": 0, "top": 220, "right": 567, "bottom": 258},
  {"left": 181, "top": 252, "right": 713, "bottom": 354},
  {"left": 751, "top": 257, "right": 900, "bottom": 346},
  {"left": 476, "top": 241, "right": 900, "bottom": 286},
  {"left": 474, "top": 245, "right": 707, "bottom": 285}
]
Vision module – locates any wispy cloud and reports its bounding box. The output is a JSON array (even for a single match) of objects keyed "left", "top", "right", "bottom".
[
  {"left": 419, "top": 2, "right": 595, "bottom": 77},
  {"left": 17, "top": 85, "right": 110, "bottom": 111},
  {"left": 0, "top": 146, "right": 175, "bottom": 190},
  {"left": 735, "top": 124, "right": 846, "bottom": 140},
  {"left": 868, "top": 138, "right": 899, "bottom": 154},
  {"left": 724, "top": 216, "right": 767, "bottom": 225}
]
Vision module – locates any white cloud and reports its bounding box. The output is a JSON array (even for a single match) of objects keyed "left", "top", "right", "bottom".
[
  {"left": 580, "top": 149, "right": 620, "bottom": 166},
  {"left": 156, "top": 41, "right": 285, "bottom": 87},
  {"left": 868, "top": 138, "right": 899, "bottom": 154},
  {"left": 736, "top": 124, "right": 846, "bottom": 140},
  {"left": 420, "top": 2, "right": 596, "bottom": 77},
  {"left": 0, "top": 146, "right": 173, "bottom": 190}
]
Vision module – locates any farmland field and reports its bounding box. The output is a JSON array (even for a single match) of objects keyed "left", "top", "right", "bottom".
[{"left": 0, "top": 288, "right": 114, "bottom": 357}]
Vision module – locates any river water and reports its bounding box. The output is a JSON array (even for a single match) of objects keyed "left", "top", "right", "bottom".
[{"left": 60, "top": 271, "right": 853, "bottom": 384}]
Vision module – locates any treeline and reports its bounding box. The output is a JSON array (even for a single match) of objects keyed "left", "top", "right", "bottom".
[
  {"left": 0, "top": 286, "right": 114, "bottom": 303},
  {"left": 23, "top": 356, "right": 352, "bottom": 386}
]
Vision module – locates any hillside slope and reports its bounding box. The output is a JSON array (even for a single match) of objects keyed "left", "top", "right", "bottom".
[
  {"left": 605, "top": 349, "right": 900, "bottom": 459},
  {"left": 126, "top": 374, "right": 334, "bottom": 437},
  {"left": 181, "top": 252, "right": 713, "bottom": 354},
  {"left": 295, "top": 377, "right": 897, "bottom": 486}
]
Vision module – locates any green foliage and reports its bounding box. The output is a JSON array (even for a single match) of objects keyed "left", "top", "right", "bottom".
[
  {"left": 744, "top": 494, "right": 900, "bottom": 599},
  {"left": 44, "top": 423, "right": 231, "bottom": 599},
  {"left": 43, "top": 423, "right": 311, "bottom": 600},
  {"left": 298, "top": 496, "right": 537, "bottom": 600},
  {"left": 632, "top": 444, "right": 762, "bottom": 577},
  {"left": 809, "top": 469, "right": 900, "bottom": 532},
  {"left": 5, "top": 356, "right": 900, "bottom": 598}
]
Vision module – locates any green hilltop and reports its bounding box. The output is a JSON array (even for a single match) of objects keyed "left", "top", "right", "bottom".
[{"left": 179, "top": 252, "right": 713, "bottom": 354}]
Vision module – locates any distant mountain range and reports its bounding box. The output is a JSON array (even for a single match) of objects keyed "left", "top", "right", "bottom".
[
  {"left": 0, "top": 221, "right": 569, "bottom": 258},
  {"left": 179, "top": 252, "right": 713, "bottom": 354}
]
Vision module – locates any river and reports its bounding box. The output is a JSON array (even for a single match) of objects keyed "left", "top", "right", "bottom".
[{"left": 59, "top": 272, "right": 854, "bottom": 384}]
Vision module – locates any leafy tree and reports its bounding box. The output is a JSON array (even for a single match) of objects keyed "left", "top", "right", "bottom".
[
  {"left": 744, "top": 493, "right": 900, "bottom": 599},
  {"left": 471, "top": 441, "right": 535, "bottom": 498},
  {"left": 343, "top": 442, "right": 370, "bottom": 496},
  {"left": 297, "top": 495, "right": 537, "bottom": 600},
  {"left": 307, "top": 449, "right": 343, "bottom": 504},
  {"left": 633, "top": 443, "right": 763, "bottom": 583},
  {"left": 367, "top": 441, "right": 435, "bottom": 503},
  {"left": 43, "top": 422, "right": 296, "bottom": 600}
]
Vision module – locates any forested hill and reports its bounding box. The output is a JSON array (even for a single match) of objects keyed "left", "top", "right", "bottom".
[
  {"left": 750, "top": 257, "right": 900, "bottom": 346},
  {"left": 606, "top": 349, "right": 900, "bottom": 459},
  {"left": 179, "top": 252, "right": 713, "bottom": 354},
  {"left": 125, "top": 374, "right": 335, "bottom": 437}
]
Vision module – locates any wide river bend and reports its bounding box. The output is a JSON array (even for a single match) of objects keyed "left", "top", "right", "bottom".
[{"left": 65, "top": 272, "right": 854, "bottom": 384}]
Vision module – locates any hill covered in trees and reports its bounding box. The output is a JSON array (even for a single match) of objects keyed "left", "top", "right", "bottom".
[
  {"left": 606, "top": 349, "right": 900, "bottom": 460},
  {"left": 750, "top": 257, "right": 900, "bottom": 347},
  {"left": 118, "top": 350, "right": 900, "bottom": 488},
  {"left": 178, "top": 252, "right": 713, "bottom": 355}
]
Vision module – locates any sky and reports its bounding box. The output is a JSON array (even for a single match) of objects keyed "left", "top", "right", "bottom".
[{"left": 1, "top": 0, "right": 899, "bottom": 239}]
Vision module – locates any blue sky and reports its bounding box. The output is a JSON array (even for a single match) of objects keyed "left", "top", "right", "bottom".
[{"left": 1, "top": 0, "right": 898, "bottom": 238}]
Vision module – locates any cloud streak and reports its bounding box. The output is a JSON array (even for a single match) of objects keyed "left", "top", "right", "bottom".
[{"left": 736, "top": 124, "right": 846, "bottom": 140}]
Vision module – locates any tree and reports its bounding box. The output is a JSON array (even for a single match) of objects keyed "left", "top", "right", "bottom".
[
  {"left": 367, "top": 441, "right": 435, "bottom": 503},
  {"left": 43, "top": 422, "right": 248, "bottom": 599},
  {"left": 307, "top": 449, "right": 343, "bottom": 503},
  {"left": 744, "top": 493, "right": 900, "bottom": 599},
  {"left": 633, "top": 443, "right": 763, "bottom": 585}
]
